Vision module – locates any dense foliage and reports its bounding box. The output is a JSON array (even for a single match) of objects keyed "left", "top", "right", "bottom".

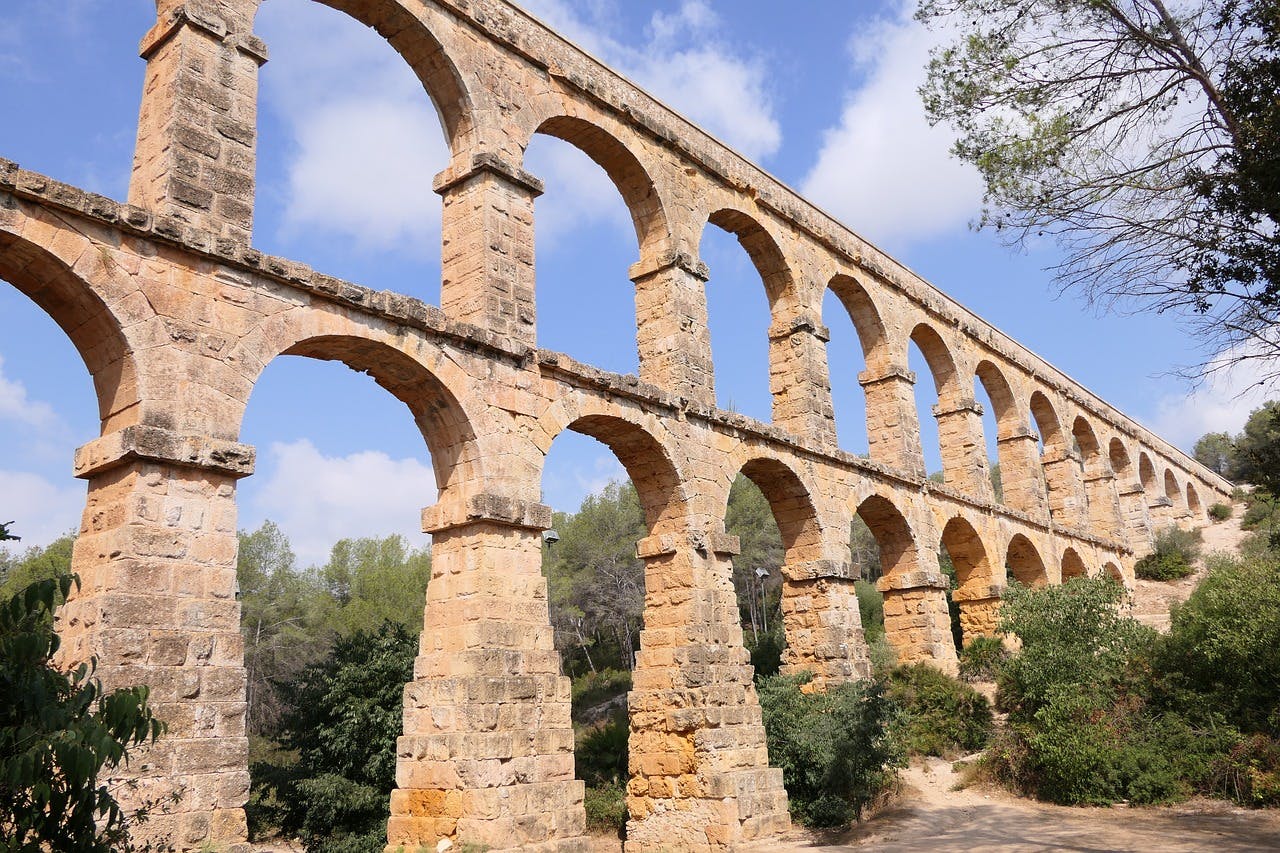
[
  {"left": 983, "top": 565, "right": 1280, "bottom": 806},
  {"left": 1134, "top": 526, "right": 1202, "bottom": 581},
  {"left": 0, "top": 567, "right": 166, "bottom": 851},
  {"left": 757, "top": 674, "right": 903, "bottom": 826},
  {"left": 885, "top": 664, "right": 992, "bottom": 758},
  {"left": 250, "top": 623, "right": 417, "bottom": 853},
  {"left": 918, "top": 0, "right": 1280, "bottom": 374}
]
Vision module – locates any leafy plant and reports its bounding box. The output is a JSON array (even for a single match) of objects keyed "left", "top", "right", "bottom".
[
  {"left": 957, "top": 636, "right": 1009, "bottom": 682},
  {"left": 1208, "top": 502, "right": 1234, "bottom": 521},
  {"left": 758, "top": 673, "right": 903, "bottom": 826},
  {"left": 885, "top": 663, "right": 992, "bottom": 758},
  {"left": 1134, "top": 526, "right": 1202, "bottom": 581},
  {"left": 0, "top": 573, "right": 167, "bottom": 852}
]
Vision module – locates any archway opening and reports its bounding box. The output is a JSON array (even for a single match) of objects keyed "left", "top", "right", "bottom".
[
  {"left": 940, "top": 516, "right": 996, "bottom": 650},
  {"left": 1186, "top": 483, "right": 1203, "bottom": 519},
  {"left": 824, "top": 275, "right": 886, "bottom": 455},
  {"left": 973, "top": 365, "right": 1007, "bottom": 503},
  {"left": 853, "top": 494, "right": 920, "bottom": 668},
  {"left": 254, "top": 0, "right": 455, "bottom": 301},
  {"left": 527, "top": 117, "right": 661, "bottom": 377},
  {"left": 1006, "top": 533, "right": 1048, "bottom": 589},
  {"left": 908, "top": 326, "right": 955, "bottom": 481},
  {"left": 1061, "top": 547, "right": 1088, "bottom": 581},
  {"left": 702, "top": 210, "right": 790, "bottom": 423}
]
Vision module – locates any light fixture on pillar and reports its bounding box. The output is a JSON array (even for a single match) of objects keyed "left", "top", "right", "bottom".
[
  {"left": 542, "top": 529, "right": 560, "bottom": 547},
  {"left": 755, "top": 566, "right": 771, "bottom": 634}
]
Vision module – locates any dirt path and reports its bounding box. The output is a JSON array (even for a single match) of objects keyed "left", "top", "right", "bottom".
[
  {"left": 1131, "top": 501, "right": 1250, "bottom": 632},
  {"left": 751, "top": 756, "right": 1280, "bottom": 852}
]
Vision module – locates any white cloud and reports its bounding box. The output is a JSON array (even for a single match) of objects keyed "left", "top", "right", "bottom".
[
  {"left": 256, "top": 0, "right": 448, "bottom": 255},
  {"left": 518, "top": 0, "right": 781, "bottom": 160},
  {"left": 800, "top": 2, "right": 983, "bottom": 247},
  {"left": 0, "top": 470, "right": 84, "bottom": 553},
  {"left": 525, "top": 140, "right": 633, "bottom": 248},
  {"left": 0, "top": 355, "right": 60, "bottom": 430},
  {"left": 247, "top": 440, "right": 436, "bottom": 567},
  {"left": 1147, "top": 351, "right": 1280, "bottom": 452}
]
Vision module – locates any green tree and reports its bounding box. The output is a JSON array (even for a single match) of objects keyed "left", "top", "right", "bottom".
[
  {"left": 267, "top": 623, "right": 417, "bottom": 853},
  {"left": 918, "top": 0, "right": 1280, "bottom": 374},
  {"left": 1233, "top": 400, "right": 1280, "bottom": 493},
  {"left": 1194, "top": 430, "right": 1238, "bottom": 477},
  {"left": 1, "top": 572, "right": 166, "bottom": 851},
  {"left": 726, "top": 476, "right": 783, "bottom": 646},
  {"left": 320, "top": 535, "right": 432, "bottom": 636},
  {"left": 0, "top": 533, "right": 74, "bottom": 599},
  {"left": 544, "top": 482, "right": 646, "bottom": 674}
]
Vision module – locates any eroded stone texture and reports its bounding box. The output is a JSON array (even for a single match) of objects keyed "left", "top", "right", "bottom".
[{"left": 2, "top": 0, "right": 1236, "bottom": 850}]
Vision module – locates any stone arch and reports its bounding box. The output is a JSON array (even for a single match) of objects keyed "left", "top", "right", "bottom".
[
  {"left": 1186, "top": 482, "right": 1203, "bottom": 516},
  {"left": 908, "top": 323, "right": 962, "bottom": 407},
  {"left": 1164, "top": 469, "right": 1182, "bottom": 507},
  {"left": 734, "top": 457, "right": 821, "bottom": 563},
  {"left": 975, "top": 360, "right": 1019, "bottom": 437},
  {"left": 538, "top": 399, "right": 688, "bottom": 535},
  {"left": 1103, "top": 561, "right": 1125, "bottom": 583},
  {"left": 282, "top": 0, "right": 477, "bottom": 149},
  {"left": 0, "top": 227, "right": 141, "bottom": 433},
  {"left": 1139, "top": 451, "right": 1158, "bottom": 492},
  {"left": 704, "top": 208, "right": 795, "bottom": 311},
  {"left": 827, "top": 273, "right": 889, "bottom": 373},
  {"left": 941, "top": 516, "right": 1000, "bottom": 644},
  {"left": 530, "top": 115, "right": 670, "bottom": 258},
  {"left": 856, "top": 494, "right": 918, "bottom": 579},
  {"left": 1072, "top": 416, "right": 1103, "bottom": 472},
  {"left": 1029, "top": 390, "right": 1065, "bottom": 450},
  {"left": 1109, "top": 437, "right": 1132, "bottom": 479},
  {"left": 1061, "top": 547, "right": 1088, "bottom": 580},
  {"left": 1006, "top": 533, "right": 1048, "bottom": 588}
]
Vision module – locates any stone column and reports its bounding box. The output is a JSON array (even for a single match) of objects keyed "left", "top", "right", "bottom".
[
  {"left": 859, "top": 367, "right": 926, "bottom": 476},
  {"left": 130, "top": 1, "right": 266, "bottom": 242},
  {"left": 768, "top": 313, "right": 836, "bottom": 446},
  {"left": 778, "top": 560, "right": 870, "bottom": 686},
  {"left": 1042, "top": 449, "right": 1088, "bottom": 529},
  {"left": 626, "top": 532, "right": 790, "bottom": 852},
  {"left": 997, "top": 428, "right": 1050, "bottom": 518},
  {"left": 1147, "top": 495, "right": 1174, "bottom": 532},
  {"left": 876, "top": 565, "right": 958, "bottom": 674},
  {"left": 932, "top": 398, "right": 992, "bottom": 500},
  {"left": 61, "top": 426, "right": 255, "bottom": 852},
  {"left": 388, "top": 494, "right": 587, "bottom": 852},
  {"left": 1083, "top": 471, "right": 1125, "bottom": 540},
  {"left": 434, "top": 154, "right": 543, "bottom": 345},
  {"left": 951, "top": 584, "right": 1004, "bottom": 646},
  {"left": 630, "top": 253, "right": 715, "bottom": 407},
  {"left": 1117, "top": 481, "right": 1155, "bottom": 552}
]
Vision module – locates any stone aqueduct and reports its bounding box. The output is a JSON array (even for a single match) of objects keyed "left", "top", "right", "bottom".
[{"left": 1, "top": 0, "right": 1232, "bottom": 850}]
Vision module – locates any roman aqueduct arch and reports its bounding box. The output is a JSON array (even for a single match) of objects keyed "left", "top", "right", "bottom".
[{"left": 1, "top": 1, "right": 1232, "bottom": 850}]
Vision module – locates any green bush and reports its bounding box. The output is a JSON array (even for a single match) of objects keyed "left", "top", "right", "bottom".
[
  {"left": 575, "top": 709, "right": 629, "bottom": 788},
  {"left": 1157, "top": 553, "right": 1280, "bottom": 736},
  {"left": 746, "top": 624, "right": 785, "bottom": 679},
  {"left": 1208, "top": 502, "right": 1234, "bottom": 521},
  {"left": 886, "top": 663, "right": 992, "bottom": 757},
  {"left": 254, "top": 622, "right": 417, "bottom": 853},
  {"left": 957, "top": 635, "right": 1009, "bottom": 682},
  {"left": 1135, "top": 526, "right": 1202, "bottom": 581},
  {"left": 854, "top": 580, "right": 884, "bottom": 643},
  {"left": 583, "top": 783, "right": 627, "bottom": 834},
  {"left": 758, "top": 673, "right": 903, "bottom": 826},
  {"left": 1241, "top": 496, "right": 1278, "bottom": 530},
  {"left": 0, "top": 572, "right": 166, "bottom": 852}
]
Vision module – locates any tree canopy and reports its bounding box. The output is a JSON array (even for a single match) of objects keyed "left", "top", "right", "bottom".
[{"left": 918, "top": 0, "right": 1280, "bottom": 376}]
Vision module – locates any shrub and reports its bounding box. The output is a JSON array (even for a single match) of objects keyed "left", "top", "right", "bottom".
[
  {"left": 885, "top": 663, "right": 992, "bottom": 757},
  {"left": 746, "top": 624, "right": 785, "bottom": 679},
  {"left": 758, "top": 673, "right": 903, "bottom": 826},
  {"left": 854, "top": 579, "right": 884, "bottom": 643},
  {"left": 1157, "top": 553, "right": 1280, "bottom": 736},
  {"left": 0, "top": 573, "right": 166, "bottom": 852},
  {"left": 1208, "top": 502, "right": 1233, "bottom": 521},
  {"left": 583, "top": 783, "right": 627, "bottom": 834},
  {"left": 571, "top": 668, "right": 631, "bottom": 719},
  {"left": 1134, "top": 525, "right": 1202, "bottom": 581},
  {"left": 958, "top": 635, "right": 1009, "bottom": 682},
  {"left": 260, "top": 622, "right": 417, "bottom": 853},
  {"left": 575, "top": 710, "right": 628, "bottom": 788},
  {"left": 1241, "top": 495, "right": 1278, "bottom": 530}
]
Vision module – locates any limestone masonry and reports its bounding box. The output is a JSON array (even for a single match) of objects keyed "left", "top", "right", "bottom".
[{"left": 0, "top": 1, "right": 1230, "bottom": 850}]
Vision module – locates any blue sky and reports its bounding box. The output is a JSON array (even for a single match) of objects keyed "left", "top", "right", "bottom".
[{"left": 0, "top": 0, "right": 1269, "bottom": 565}]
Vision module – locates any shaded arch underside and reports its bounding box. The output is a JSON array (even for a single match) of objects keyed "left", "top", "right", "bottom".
[
  {"left": 827, "top": 274, "right": 887, "bottom": 370},
  {"left": 1061, "top": 547, "right": 1087, "bottom": 579},
  {"left": 940, "top": 516, "right": 992, "bottom": 593},
  {"left": 564, "top": 414, "right": 684, "bottom": 532},
  {"left": 856, "top": 494, "right": 915, "bottom": 578},
  {"left": 738, "top": 457, "right": 820, "bottom": 560},
  {"left": 1029, "top": 391, "right": 1063, "bottom": 449},
  {"left": 1006, "top": 533, "right": 1047, "bottom": 587},
  {"left": 975, "top": 360, "right": 1017, "bottom": 434},
  {"left": 909, "top": 323, "right": 959, "bottom": 402},
  {"left": 534, "top": 115, "right": 668, "bottom": 257},
  {"left": 0, "top": 229, "right": 138, "bottom": 430},
  {"left": 706, "top": 208, "right": 792, "bottom": 308}
]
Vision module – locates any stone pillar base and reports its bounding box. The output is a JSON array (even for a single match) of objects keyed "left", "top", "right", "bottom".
[{"left": 877, "top": 572, "right": 958, "bottom": 674}]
